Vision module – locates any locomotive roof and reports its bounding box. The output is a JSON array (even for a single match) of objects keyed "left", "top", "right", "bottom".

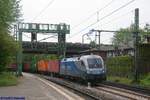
[
  {"left": 80, "top": 55, "right": 102, "bottom": 59},
  {"left": 61, "top": 57, "right": 80, "bottom": 62},
  {"left": 62, "top": 55, "right": 102, "bottom": 62}
]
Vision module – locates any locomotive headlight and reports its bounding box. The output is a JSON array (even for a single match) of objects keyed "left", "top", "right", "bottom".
[
  {"left": 103, "top": 68, "right": 106, "bottom": 73},
  {"left": 102, "top": 70, "right": 105, "bottom": 73}
]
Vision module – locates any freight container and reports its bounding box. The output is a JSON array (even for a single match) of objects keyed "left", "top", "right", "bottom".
[
  {"left": 48, "top": 60, "right": 59, "bottom": 73},
  {"left": 44, "top": 60, "right": 49, "bottom": 72},
  {"left": 37, "top": 60, "right": 42, "bottom": 71},
  {"left": 23, "top": 62, "right": 30, "bottom": 72},
  {"left": 37, "top": 60, "right": 47, "bottom": 72},
  {"left": 8, "top": 63, "right": 17, "bottom": 72}
]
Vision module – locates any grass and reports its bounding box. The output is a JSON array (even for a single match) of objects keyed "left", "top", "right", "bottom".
[
  {"left": 107, "top": 76, "right": 132, "bottom": 85},
  {"left": 107, "top": 74, "right": 150, "bottom": 88},
  {"left": 0, "top": 72, "right": 18, "bottom": 87},
  {"left": 140, "top": 73, "right": 150, "bottom": 88}
]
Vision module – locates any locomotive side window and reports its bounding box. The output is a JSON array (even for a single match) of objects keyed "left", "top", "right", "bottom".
[
  {"left": 81, "top": 60, "right": 85, "bottom": 66},
  {"left": 87, "top": 58, "right": 102, "bottom": 68}
]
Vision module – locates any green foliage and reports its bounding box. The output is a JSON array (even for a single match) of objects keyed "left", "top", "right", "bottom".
[
  {"left": 112, "top": 24, "right": 149, "bottom": 47},
  {"left": 139, "top": 44, "right": 150, "bottom": 57},
  {"left": 43, "top": 54, "right": 58, "bottom": 60},
  {"left": 140, "top": 73, "right": 150, "bottom": 87},
  {"left": 90, "top": 41, "right": 96, "bottom": 48},
  {"left": 138, "top": 44, "right": 150, "bottom": 74},
  {"left": 23, "top": 54, "right": 59, "bottom": 61},
  {"left": 112, "top": 28, "right": 133, "bottom": 47},
  {"left": 106, "top": 56, "right": 133, "bottom": 78},
  {"left": 23, "top": 54, "right": 35, "bottom": 61},
  {"left": 0, "top": 0, "right": 21, "bottom": 30},
  {"left": 0, "top": 0, "right": 21, "bottom": 72},
  {"left": 107, "top": 76, "right": 132, "bottom": 85},
  {"left": 0, "top": 32, "right": 20, "bottom": 72},
  {"left": 0, "top": 72, "right": 18, "bottom": 86},
  {"left": 143, "top": 24, "right": 150, "bottom": 35},
  {"left": 108, "top": 74, "right": 150, "bottom": 88}
]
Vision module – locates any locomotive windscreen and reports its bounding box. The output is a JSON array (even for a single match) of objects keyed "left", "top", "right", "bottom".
[{"left": 87, "top": 58, "right": 102, "bottom": 68}]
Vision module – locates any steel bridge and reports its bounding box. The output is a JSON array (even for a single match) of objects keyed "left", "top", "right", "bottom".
[{"left": 22, "top": 41, "right": 91, "bottom": 56}]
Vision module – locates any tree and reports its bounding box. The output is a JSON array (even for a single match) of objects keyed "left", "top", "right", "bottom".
[
  {"left": 144, "top": 24, "right": 150, "bottom": 33},
  {"left": 0, "top": 0, "right": 21, "bottom": 72},
  {"left": 112, "top": 27, "right": 133, "bottom": 48},
  {"left": 112, "top": 24, "right": 148, "bottom": 47},
  {"left": 0, "top": 0, "right": 21, "bottom": 31},
  {"left": 0, "top": 32, "right": 20, "bottom": 72},
  {"left": 90, "top": 41, "right": 96, "bottom": 48}
]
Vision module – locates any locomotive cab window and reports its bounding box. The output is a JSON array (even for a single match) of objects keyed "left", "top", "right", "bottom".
[
  {"left": 87, "top": 58, "right": 102, "bottom": 68},
  {"left": 79, "top": 60, "right": 86, "bottom": 71},
  {"left": 81, "top": 60, "right": 85, "bottom": 66}
]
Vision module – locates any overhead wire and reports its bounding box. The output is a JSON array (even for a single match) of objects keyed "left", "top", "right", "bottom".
[
  {"left": 38, "top": 35, "right": 57, "bottom": 42},
  {"left": 94, "top": 10, "right": 134, "bottom": 29},
  {"left": 68, "top": 0, "right": 115, "bottom": 40},
  {"left": 31, "top": 0, "right": 55, "bottom": 22},
  {"left": 71, "top": 0, "right": 115, "bottom": 30},
  {"left": 22, "top": 33, "right": 57, "bottom": 41},
  {"left": 68, "top": 21, "right": 98, "bottom": 39},
  {"left": 68, "top": 0, "right": 135, "bottom": 40},
  {"left": 98, "top": 0, "right": 135, "bottom": 21},
  {"left": 90, "top": 10, "right": 134, "bottom": 44},
  {"left": 23, "top": 34, "right": 31, "bottom": 39},
  {"left": 29, "top": 0, "right": 55, "bottom": 42}
]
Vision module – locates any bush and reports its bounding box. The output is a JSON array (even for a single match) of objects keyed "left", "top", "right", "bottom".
[
  {"left": 106, "top": 55, "right": 133, "bottom": 78},
  {"left": 138, "top": 44, "right": 150, "bottom": 74},
  {"left": 0, "top": 0, "right": 21, "bottom": 73},
  {"left": 0, "top": 72, "right": 18, "bottom": 86}
]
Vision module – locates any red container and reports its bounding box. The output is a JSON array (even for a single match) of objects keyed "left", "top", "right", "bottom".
[
  {"left": 8, "top": 63, "right": 17, "bottom": 71},
  {"left": 23, "top": 62, "right": 30, "bottom": 72},
  {"left": 44, "top": 60, "right": 49, "bottom": 72},
  {"left": 48, "top": 60, "right": 59, "bottom": 73}
]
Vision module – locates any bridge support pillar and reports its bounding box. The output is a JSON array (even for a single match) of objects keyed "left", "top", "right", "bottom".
[
  {"left": 58, "top": 24, "right": 67, "bottom": 59},
  {"left": 17, "top": 30, "right": 22, "bottom": 76}
]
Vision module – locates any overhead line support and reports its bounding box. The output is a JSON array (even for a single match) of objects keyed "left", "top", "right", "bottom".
[{"left": 134, "top": 8, "right": 139, "bottom": 82}]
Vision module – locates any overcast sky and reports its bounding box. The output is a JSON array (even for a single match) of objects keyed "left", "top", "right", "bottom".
[{"left": 21, "top": 0, "right": 150, "bottom": 44}]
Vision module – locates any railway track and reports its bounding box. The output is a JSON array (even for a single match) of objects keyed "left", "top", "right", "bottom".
[
  {"left": 38, "top": 74, "right": 150, "bottom": 100},
  {"left": 95, "top": 83, "right": 150, "bottom": 100},
  {"left": 40, "top": 75, "right": 101, "bottom": 100},
  {"left": 101, "top": 81, "right": 150, "bottom": 96}
]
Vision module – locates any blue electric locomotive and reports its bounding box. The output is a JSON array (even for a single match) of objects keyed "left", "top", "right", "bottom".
[{"left": 60, "top": 55, "right": 106, "bottom": 82}]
